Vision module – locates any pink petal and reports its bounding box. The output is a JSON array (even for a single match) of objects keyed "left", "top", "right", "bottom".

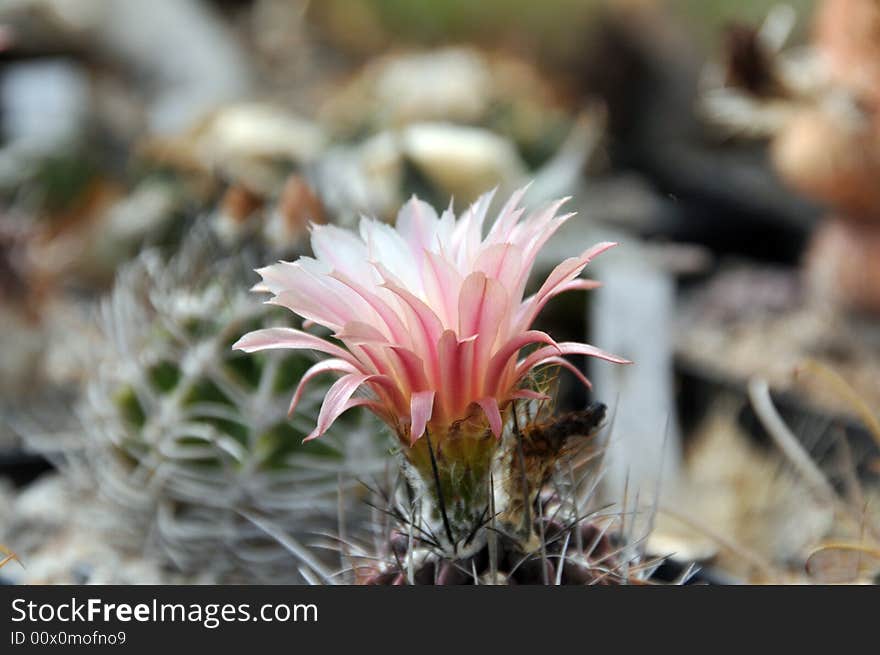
[
  {"left": 268, "top": 291, "right": 343, "bottom": 331},
  {"left": 515, "top": 242, "right": 616, "bottom": 332},
  {"left": 485, "top": 330, "right": 560, "bottom": 395},
  {"left": 305, "top": 373, "right": 375, "bottom": 442},
  {"left": 436, "top": 198, "right": 456, "bottom": 240},
  {"left": 486, "top": 183, "right": 530, "bottom": 243},
  {"left": 474, "top": 243, "right": 524, "bottom": 287},
  {"left": 519, "top": 341, "right": 631, "bottom": 370},
  {"left": 509, "top": 198, "right": 571, "bottom": 262},
  {"left": 360, "top": 218, "right": 419, "bottom": 290},
  {"left": 287, "top": 358, "right": 358, "bottom": 416},
  {"left": 459, "top": 273, "right": 509, "bottom": 401},
  {"left": 420, "top": 249, "right": 463, "bottom": 329},
  {"left": 476, "top": 397, "right": 503, "bottom": 439},
  {"left": 534, "top": 242, "right": 616, "bottom": 302},
  {"left": 336, "top": 321, "right": 389, "bottom": 345},
  {"left": 333, "top": 340, "right": 408, "bottom": 416},
  {"left": 519, "top": 355, "right": 594, "bottom": 392},
  {"left": 386, "top": 345, "right": 429, "bottom": 396},
  {"left": 433, "top": 330, "right": 478, "bottom": 420},
  {"left": 376, "top": 267, "right": 444, "bottom": 344},
  {"left": 554, "top": 278, "right": 602, "bottom": 293},
  {"left": 397, "top": 196, "right": 440, "bottom": 254},
  {"left": 331, "top": 271, "right": 409, "bottom": 343},
  {"left": 514, "top": 341, "right": 631, "bottom": 390},
  {"left": 512, "top": 279, "right": 602, "bottom": 334},
  {"left": 361, "top": 371, "right": 409, "bottom": 416},
  {"left": 376, "top": 266, "right": 443, "bottom": 381},
  {"left": 512, "top": 197, "right": 570, "bottom": 249},
  {"left": 458, "top": 272, "right": 508, "bottom": 339},
  {"left": 232, "top": 328, "right": 360, "bottom": 368},
  {"left": 254, "top": 261, "right": 297, "bottom": 295},
  {"left": 409, "top": 390, "right": 435, "bottom": 444},
  {"left": 508, "top": 203, "right": 576, "bottom": 300},
  {"left": 451, "top": 189, "right": 496, "bottom": 268},
  {"left": 304, "top": 398, "right": 375, "bottom": 442},
  {"left": 437, "top": 329, "right": 461, "bottom": 420},
  {"left": 310, "top": 223, "right": 372, "bottom": 281},
  {"left": 267, "top": 263, "right": 381, "bottom": 333},
  {"left": 458, "top": 336, "right": 476, "bottom": 412}
]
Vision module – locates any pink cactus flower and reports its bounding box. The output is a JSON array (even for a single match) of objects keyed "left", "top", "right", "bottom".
[{"left": 233, "top": 187, "right": 627, "bottom": 446}]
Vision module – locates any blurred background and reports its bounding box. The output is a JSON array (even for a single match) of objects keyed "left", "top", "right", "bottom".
[{"left": 1, "top": 0, "right": 879, "bottom": 585}]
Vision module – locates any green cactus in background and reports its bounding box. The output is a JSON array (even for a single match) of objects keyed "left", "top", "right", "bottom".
[{"left": 27, "top": 230, "right": 386, "bottom": 583}]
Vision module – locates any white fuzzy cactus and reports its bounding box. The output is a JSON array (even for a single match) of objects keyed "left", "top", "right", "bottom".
[{"left": 24, "top": 230, "right": 386, "bottom": 583}]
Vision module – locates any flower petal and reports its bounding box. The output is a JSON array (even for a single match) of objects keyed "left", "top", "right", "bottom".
[
  {"left": 304, "top": 398, "right": 375, "bottom": 442},
  {"left": 451, "top": 188, "right": 496, "bottom": 269},
  {"left": 437, "top": 329, "right": 461, "bottom": 420},
  {"left": 515, "top": 341, "right": 631, "bottom": 387},
  {"left": 376, "top": 266, "right": 444, "bottom": 381},
  {"left": 305, "top": 373, "right": 375, "bottom": 442},
  {"left": 336, "top": 321, "right": 389, "bottom": 345},
  {"left": 458, "top": 272, "right": 508, "bottom": 339},
  {"left": 287, "top": 358, "right": 359, "bottom": 416},
  {"left": 475, "top": 243, "right": 523, "bottom": 289},
  {"left": 515, "top": 242, "right": 616, "bottom": 332},
  {"left": 459, "top": 273, "right": 509, "bottom": 401},
  {"left": 232, "top": 328, "right": 361, "bottom": 367},
  {"left": 331, "top": 270, "right": 409, "bottom": 343},
  {"left": 420, "top": 249, "right": 463, "bottom": 329},
  {"left": 387, "top": 345, "right": 430, "bottom": 397},
  {"left": 486, "top": 183, "right": 530, "bottom": 243},
  {"left": 310, "top": 223, "right": 372, "bottom": 280},
  {"left": 267, "top": 262, "right": 383, "bottom": 333},
  {"left": 486, "top": 330, "right": 559, "bottom": 395},
  {"left": 397, "top": 196, "right": 441, "bottom": 254},
  {"left": 360, "top": 217, "right": 420, "bottom": 291},
  {"left": 476, "top": 397, "right": 503, "bottom": 439},
  {"left": 409, "top": 390, "right": 435, "bottom": 444},
  {"left": 254, "top": 261, "right": 298, "bottom": 295},
  {"left": 520, "top": 355, "right": 593, "bottom": 391}
]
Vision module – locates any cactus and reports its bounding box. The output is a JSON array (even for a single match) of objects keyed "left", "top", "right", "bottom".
[
  {"left": 232, "top": 187, "right": 672, "bottom": 585},
  {"left": 340, "top": 393, "right": 668, "bottom": 585},
  {"left": 26, "top": 230, "right": 386, "bottom": 583}
]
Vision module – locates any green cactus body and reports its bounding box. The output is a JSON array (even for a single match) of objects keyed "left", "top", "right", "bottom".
[{"left": 58, "top": 237, "right": 386, "bottom": 583}]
